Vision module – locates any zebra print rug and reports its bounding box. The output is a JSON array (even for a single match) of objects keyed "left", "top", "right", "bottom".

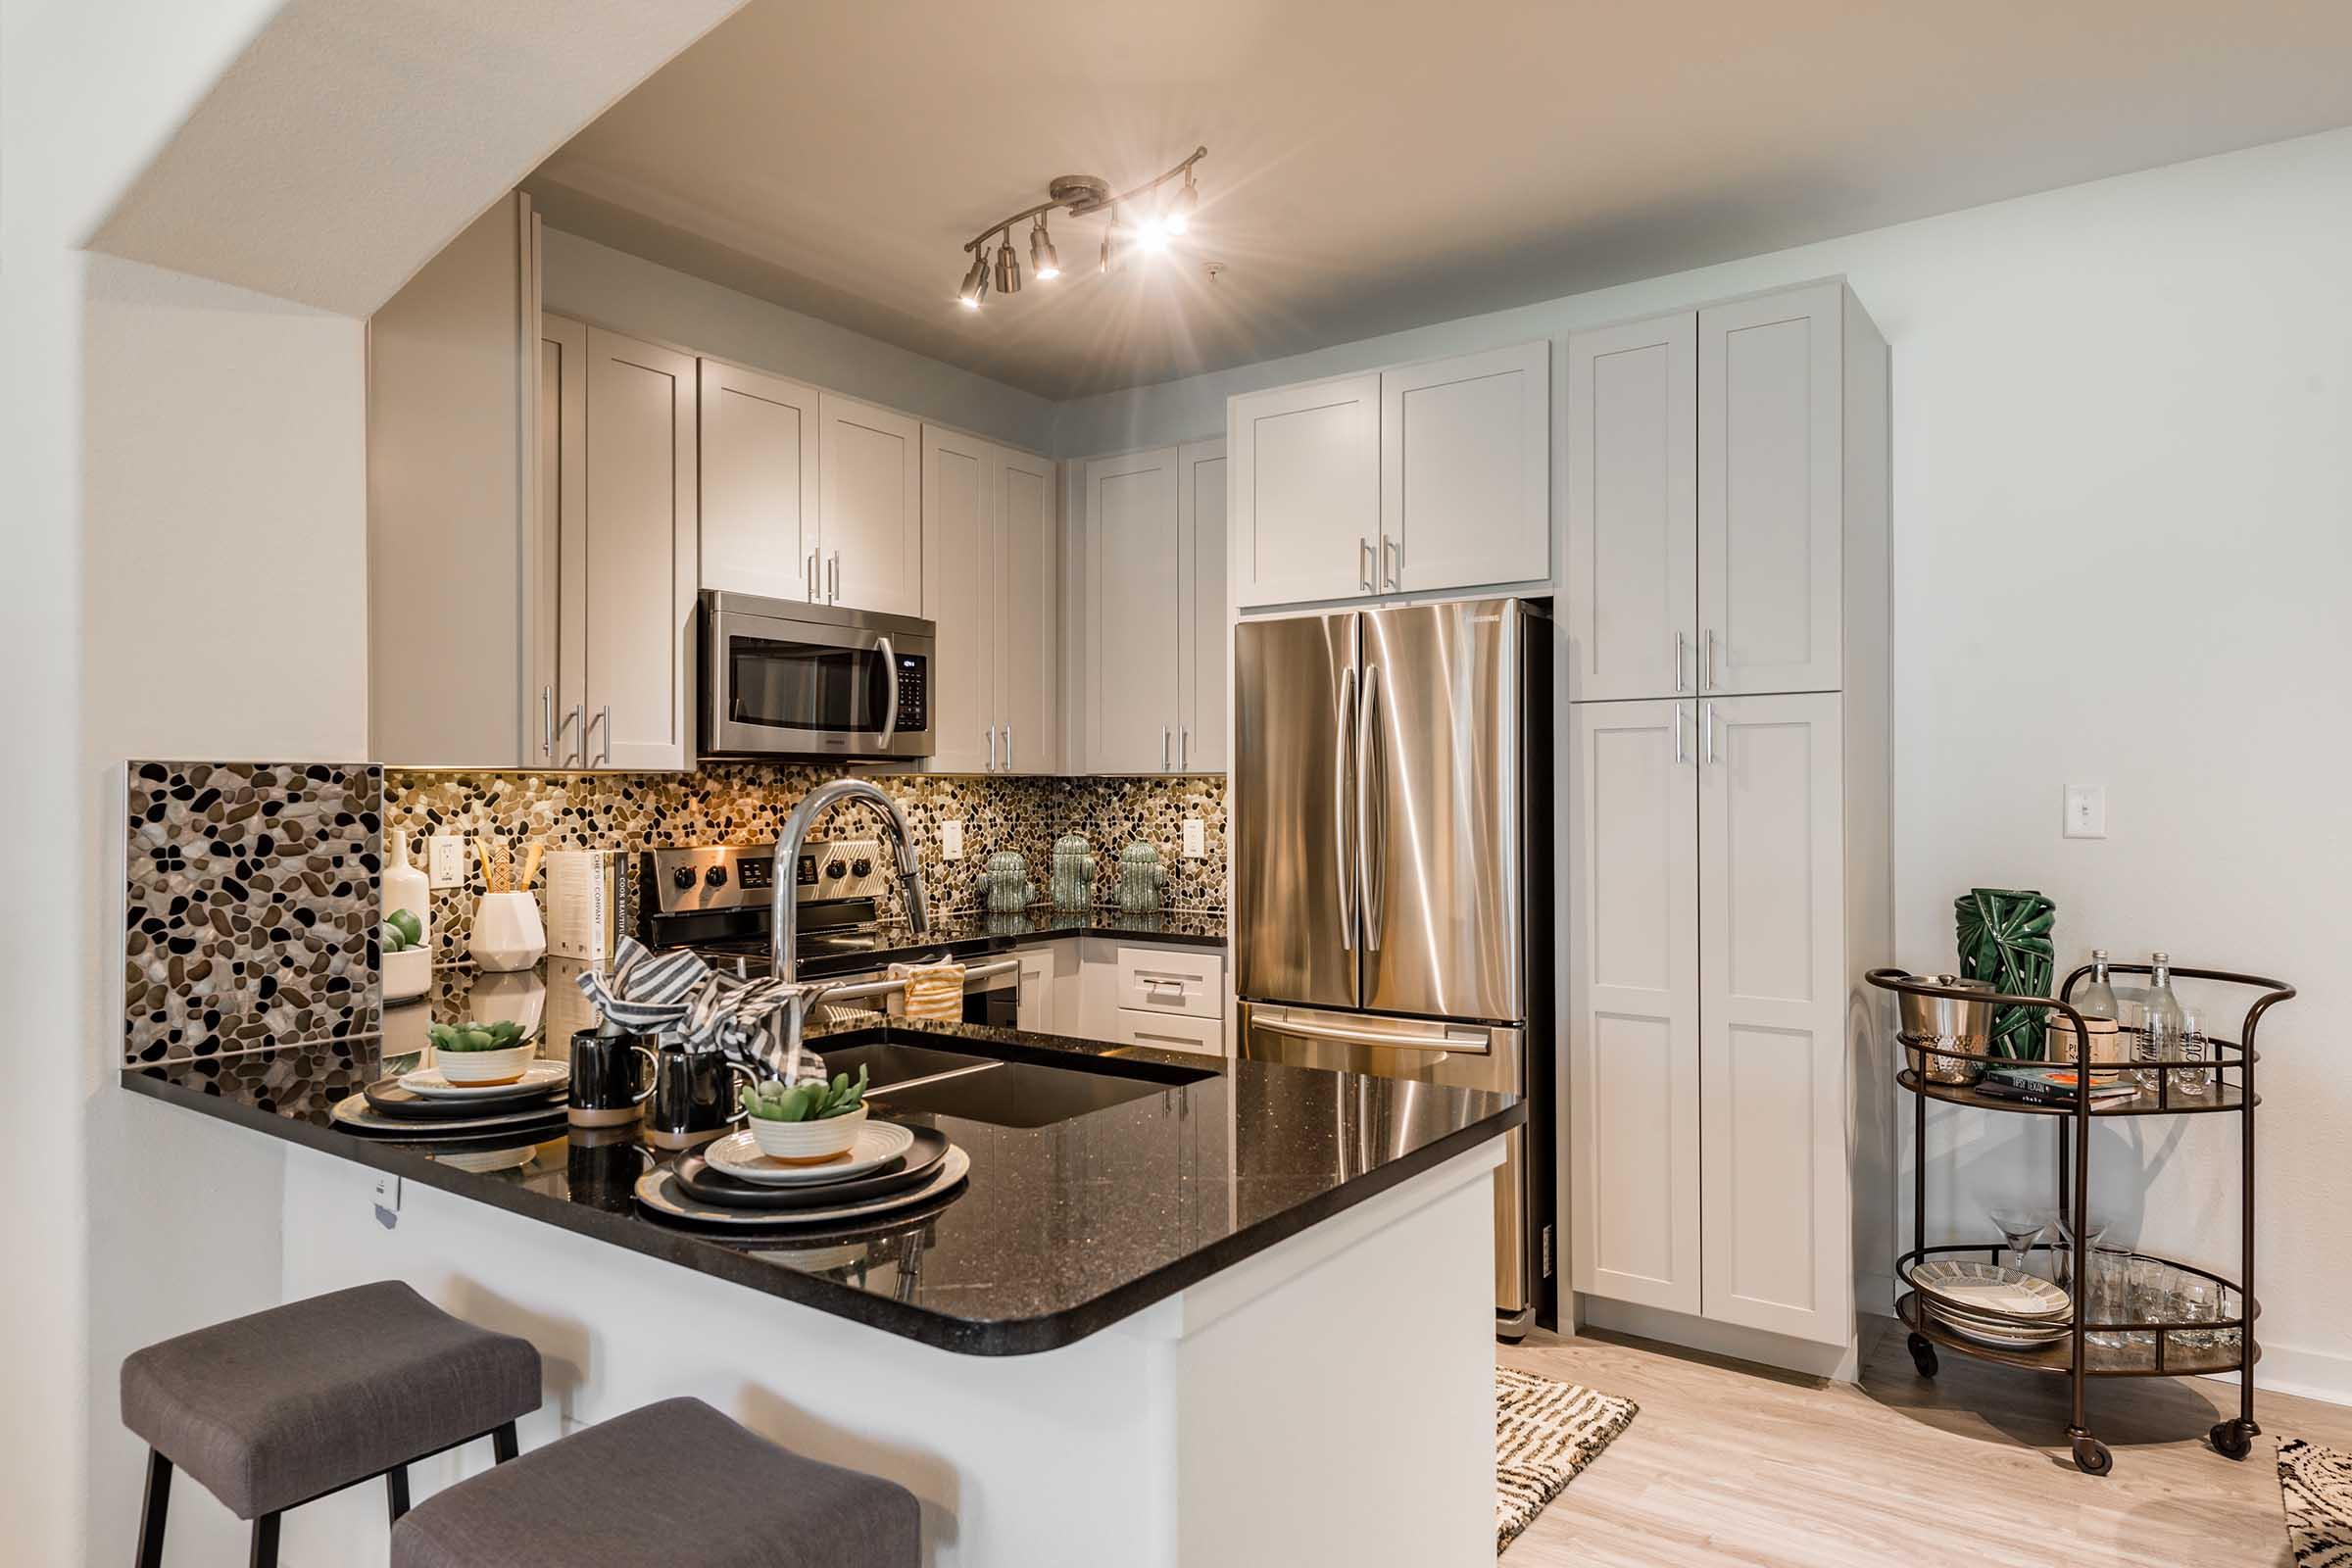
[
  {"left": 1496, "top": 1368, "right": 1638, "bottom": 1553},
  {"left": 2280, "top": 1439, "right": 2352, "bottom": 1566}
]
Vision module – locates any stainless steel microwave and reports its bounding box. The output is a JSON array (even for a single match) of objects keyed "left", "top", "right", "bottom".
[{"left": 698, "top": 591, "right": 935, "bottom": 761}]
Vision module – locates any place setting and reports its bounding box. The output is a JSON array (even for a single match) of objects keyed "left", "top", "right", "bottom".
[{"left": 331, "top": 1019, "right": 572, "bottom": 1139}]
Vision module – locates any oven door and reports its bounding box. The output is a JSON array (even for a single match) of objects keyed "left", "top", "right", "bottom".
[{"left": 701, "top": 591, "right": 935, "bottom": 760}]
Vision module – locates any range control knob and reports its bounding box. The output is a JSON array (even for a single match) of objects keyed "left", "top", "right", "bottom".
[
  {"left": 852, "top": 857, "right": 873, "bottom": 878},
  {"left": 671, "top": 866, "right": 696, "bottom": 891},
  {"left": 704, "top": 865, "right": 728, "bottom": 888},
  {"left": 825, "top": 859, "right": 847, "bottom": 880}
]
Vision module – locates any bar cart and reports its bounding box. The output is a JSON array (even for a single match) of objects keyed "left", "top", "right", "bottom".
[{"left": 1867, "top": 962, "right": 2294, "bottom": 1476}]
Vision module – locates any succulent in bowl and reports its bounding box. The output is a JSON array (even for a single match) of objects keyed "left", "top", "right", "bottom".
[
  {"left": 428, "top": 1019, "right": 527, "bottom": 1053},
  {"left": 744, "top": 1065, "right": 869, "bottom": 1123}
]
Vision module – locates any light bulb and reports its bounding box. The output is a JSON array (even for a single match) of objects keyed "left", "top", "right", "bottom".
[
  {"left": 1164, "top": 172, "right": 1198, "bottom": 235},
  {"left": 1030, "top": 218, "right": 1061, "bottom": 281},
  {"left": 956, "top": 252, "right": 989, "bottom": 309},
  {"left": 1134, "top": 215, "right": 1168, "bottom": 254}
]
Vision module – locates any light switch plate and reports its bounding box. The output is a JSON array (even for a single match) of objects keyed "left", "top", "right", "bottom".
[
  {"left": 941, "top": 820, "right": 964, "bottom": 860},
  {"left": 2063, "top": 784, "right": 2107, "bottom": 839},
  {"left": 428, "top": 834, "right": 466, "bottom": 889},
  {"left": 1182, "top": 818, "right": 1206, "bottom": 859}
]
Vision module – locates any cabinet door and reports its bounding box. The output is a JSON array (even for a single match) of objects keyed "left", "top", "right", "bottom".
[
  {"left": 581, "top": 327, "right": 697, "bottom": 770},
  {"left": 921, "top": 424, "right": 997, "bottom": 772},
  {"left": 995, "top": 446, "right": 1059, "bottom": 774},
  {"left": 1567, "top": 314, "right": 1696, "bottom": 702},
  {"left": 1229, "top": 372, "right": 1379, "bottom": 609},
  {"left": 700, "top": 360, "right": 819, "bottom": 603},
  {"left": 1086, "top": 448, "right": 1183, "bottom": 772},
  {"left": 1566, "top": 700, "right": 1700, "bottom": 1315},
  {"left": 1013, "top": 943, "right": 1074, "bottom": 1034},
  {"left": 1177, "top": 438, "right": 1228, "bottom": 772},
  {"left": 819, "top": 393, "right": 923, "bottom": 616},
  {"left": 539, "top": 315, "right": 587, "bottom": 766},
  {"left": 1697, "top": 692, "right": 1848, "bottom": 1345},
  {"left": 1697, "top": 285, "right": 1842, "bottom": 696},
  {"left": 1382, "top": 341, "right": 1549, "bottom": 594}
]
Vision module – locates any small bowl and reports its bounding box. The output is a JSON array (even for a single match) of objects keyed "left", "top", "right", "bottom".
[
  {"left": 383, "top": 946, "right": 430, "bottom": 1004},
  {"left": 435, "top": 1042, "right": 538, "bottom": 1086},
  {"left": 747, "top": 1102, "right": 867, "bottom": 1164}
]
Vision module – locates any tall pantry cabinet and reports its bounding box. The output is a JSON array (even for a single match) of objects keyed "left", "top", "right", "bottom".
[{"left": 1563, "top": 280, "right": 1890, "bottom": 1360}]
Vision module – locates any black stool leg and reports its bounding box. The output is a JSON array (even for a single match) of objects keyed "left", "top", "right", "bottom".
[
  {"left": 134, "top": 1449, "right": 172, "bottom": 1568},
  {"left": 249, "top": 1511, "right": 280, "bottom": 1568},
  {"left": 386, "top": 1462, "right": 411, "bottom": 1524},
  {"left": 492, "top": 1420, "right": 518, "bottom": 1463}
]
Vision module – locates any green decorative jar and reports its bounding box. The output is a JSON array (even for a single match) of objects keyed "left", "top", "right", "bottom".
[
  {"left": 981, "top": 852, "right": 1035, "bottom": 914},
  {"left": 1051, "top": 834, "right": 1094, "bottom": 910},
  {"left": 1954, "top": 887, "right": 2056, "bottom": 1059},
  {"left": 1116, "top": 842, "right": 1164, "bottom": 913}
]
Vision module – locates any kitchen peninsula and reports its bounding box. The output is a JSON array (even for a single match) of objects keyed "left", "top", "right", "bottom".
[{"left": 126, "top": 999, "right": 1519, "bottom": 1566}]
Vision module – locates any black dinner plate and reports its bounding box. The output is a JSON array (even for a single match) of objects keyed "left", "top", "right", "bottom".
[
  {"left": 671, "top": 1124, "right": 951, "bottom": 1210},
  {"left": 362, "top": 1076, "right": 566, "bottom": 1120}
]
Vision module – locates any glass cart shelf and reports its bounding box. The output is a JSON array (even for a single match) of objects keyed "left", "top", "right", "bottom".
[{"left": 1867, "top": 962, "right": 2294, "bottom": 1477}]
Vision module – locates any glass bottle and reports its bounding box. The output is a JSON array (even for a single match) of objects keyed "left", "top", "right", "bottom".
[
  {"left": 2137, "top": 951, "right": 2185, "bottom": 1094},
  {"left": 2077, "top": 951, "right": 2119, "bottom": 1022}
]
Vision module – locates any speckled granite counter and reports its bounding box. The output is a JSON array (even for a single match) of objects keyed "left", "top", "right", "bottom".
[
  {"left": 122, "top": 1005, "right": 1516, "bottom": 1355},
  {"left": 790, "top": 906, "right": 1225, "bottom": 979}
]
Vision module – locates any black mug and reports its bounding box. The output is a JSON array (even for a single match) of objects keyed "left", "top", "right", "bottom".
[
  {"left": 567, "top": 1026, "right": 657, "bottom": 1129},
  {"left": 646, "top": 1045, "right": 754, "bottom": 1151}
]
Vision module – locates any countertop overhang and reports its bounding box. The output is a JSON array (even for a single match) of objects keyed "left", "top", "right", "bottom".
[{"left": 122, "top": 1013, "right": 1519, "bottom": 1356}]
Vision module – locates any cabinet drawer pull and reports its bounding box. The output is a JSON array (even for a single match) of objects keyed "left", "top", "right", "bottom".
[
  {"left": 1359, "top": 537, "right": 1374, "bottom": 592},
  {"left": 1381, "top": 534, "right": 1399, "bottom": 590}
]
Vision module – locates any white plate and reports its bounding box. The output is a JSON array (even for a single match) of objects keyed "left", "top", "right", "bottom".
[
  {"left": 635, "top": 1146, "right": 970, "bottom": 1229},
  {"left": 707, "top": 1121, "right": 916, "bottom": 1186},
  {"left": 398, "top": 1060, "right": 569, "bottom": 1101},
  {"left": 1912, "top": 1259, "right": 2072, "bottom": 1321},
  {"left": 1931, "top": 1311, "right": 2071, "bottom": 1349}
]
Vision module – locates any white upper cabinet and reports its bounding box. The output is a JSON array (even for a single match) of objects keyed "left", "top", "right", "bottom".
[
  {"left": 920, "top": 425, "right": 1059, "bottom": 773},
  {"left": 1178, "top": 439, "right": 1229, "bottom": 773},
  {"left": 1229, "top": 373, "right": 1380, "bottom": 608},
  {"left": 699, "top": 360, "right": 819, "bottom": 603},
  {"left": 580, "top": 326, "right": 698, "bottom": 771},
  {"left": 1697, "top": 284, "right": 1843, "bottom": 696},
  {"left": 995, "top": 446, "right": 1059, "bottom": 774},
  {"left": 819, "top": 393, "right": 923, "bottom": 617},
  {"left": 1696, "top": 692, "right": 1848, "bottom": 1345},
  {"left": 1566, "top": 313, "right": 1697, "bottom": 702},
  {"left": 1382, "top": 341, "right": 1549, "bottom": 594},
  {"left": 1086, "top": 447, "right": 1185, "bottom": 772}
]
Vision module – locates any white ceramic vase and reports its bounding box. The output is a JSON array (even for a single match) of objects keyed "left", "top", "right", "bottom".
[{"left": 469, "top": 891, "right": 546, "bottom": 972}]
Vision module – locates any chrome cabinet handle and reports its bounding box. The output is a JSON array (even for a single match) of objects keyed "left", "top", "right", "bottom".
[
  {"left": 541, "top": 686, "right": 553, "bottom": 758},
  {"left": 1356, "top": 662, "right": 1384, "bottom": 951},
  {"left": 1358, "top": 537, "right": 1374, "bottom": 593},
  {"left": 1674, "top": 632, "right": 1688, "bottom": 694},
  {"left": 1381, "top": 534, "right": 1399, "bottom": 590},
  {"left": 829, "top": 552, "right": 841, "bottom": 603},
  {"left": 1180, "top": 727, "right": 1190, "bottom": 769},
  {"left": 1005, "top": 724, "right": 1014, "bottom": 771},
  {"left": 988, "top": 726, "right": 998, "bottom": 771},
  {"left": 1702, "top": 628, "right": 1717, "bottom": 690},
  {"left": 1336, "top": 665, "right": 1357, "bottom": 951},
  {"left": 568, "top": 704, "right": 584, "bottom": 767},
  {"left": 806, "top": 550, "right": 819, "bottom": 602},
  {"left": 1702, "top": 700, "right": 1715, "bottom": 765},
  {"left": 595, "top": 705, "right": 612, "bottom": 766},
  {"left": 877, "top": 636, "right": 899, "bottom": 745},
  {"left": 1675, "top": 703, "right": 1688, "bottom": 765},
  {"left": 1161, "top": 726, "right": 1171, "bottom": 770}
]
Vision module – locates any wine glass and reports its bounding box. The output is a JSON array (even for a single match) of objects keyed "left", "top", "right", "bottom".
[
  {"left": 1987, "top": 1205, "right": 2048, "bottom": 1276},
  {"left": 2050, "top": 1210, "right": 2109, "bottom": 1301}
]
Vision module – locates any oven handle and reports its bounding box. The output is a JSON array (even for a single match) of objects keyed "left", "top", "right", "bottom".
[{"left": 876, "top": 635, "right": 900, "bottom": 745}]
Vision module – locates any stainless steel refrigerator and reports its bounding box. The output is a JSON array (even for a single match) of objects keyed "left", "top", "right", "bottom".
[{"left": 1234, "top": 597, "right": 1553, "bottom": 1337}]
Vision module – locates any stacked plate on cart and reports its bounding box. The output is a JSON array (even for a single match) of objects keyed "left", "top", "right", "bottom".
[
  {"left": 635, "top": 1120, "right": 968, "bottom": 1231},
  {"left": 330, "top": 1059, "right": 571, "bottom": 1140},
  {"left": 1911, "top": 1260, "right": 2074, "bottom": 1349}
]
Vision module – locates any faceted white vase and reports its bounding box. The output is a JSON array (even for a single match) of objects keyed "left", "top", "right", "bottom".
[{"left": 469, "top": 891, "right": 546, "bottom": 972}]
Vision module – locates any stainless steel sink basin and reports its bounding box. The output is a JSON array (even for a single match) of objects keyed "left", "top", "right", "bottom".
[
  {"left": 815, "top": 1041, "right": 997, "bottom": 1091},
  {"left": 826, "top": 1035, "right": 1215, "bottom": 1130}
]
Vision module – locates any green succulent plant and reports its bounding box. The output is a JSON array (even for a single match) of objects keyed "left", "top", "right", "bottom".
[
  {"left": 381, "top": 907, "right": 423, "bottom": 954},
  {"left": 428, "top": 1019, "right": 526, "bottom": 1053},
  {"left": 744, "top": 1065, "right": 869, "bottom": 1123}
]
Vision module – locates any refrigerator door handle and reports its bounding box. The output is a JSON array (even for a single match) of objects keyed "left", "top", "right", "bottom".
[
  {"left": 1255, "top": 1015, "right": 1489, "bottom": 1054},
  {"left": 1355, "top": 662, "right": 1385, "bottom": 951},
  {"left": 1336, "top": 664, "right": 1357, "bottom": 951}
]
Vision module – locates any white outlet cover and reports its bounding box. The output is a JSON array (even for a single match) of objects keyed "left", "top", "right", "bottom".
[
  {"left": 941, "top": 820, "right": 964, "bottom": 860},
  {"left": 2063, "top": 784, "right": 2107, "bottom": 840},
  {"left": 428, "top": 834, "right": 466, "bottom": 889},
  {"left": 1182, "top": 818, "right": 1206, "bottom": 859}
]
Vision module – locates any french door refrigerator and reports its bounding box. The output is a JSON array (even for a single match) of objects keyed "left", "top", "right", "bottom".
[{"left": 1234, "top": 597, "right": 1552, "bottom": 1336}]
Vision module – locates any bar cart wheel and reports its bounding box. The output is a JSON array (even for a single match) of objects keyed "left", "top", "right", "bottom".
[
  {"left": 2211, "top": 1419, "right": 2255, "bottom": 1460},
  {"left": 1907, "top": 1332, "right": 1938, "bottom": 1379},
  {"left": 2071, "top": 1434, "right": 2113, "bottom": 1476}
]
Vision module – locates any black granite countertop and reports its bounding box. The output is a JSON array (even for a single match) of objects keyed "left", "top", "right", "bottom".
[
  {"left": 122, "top": 1004, "right": 1517, "bottom": 1356},
  {"left": 791, "top": 906, "right": 1225, "bottom": 980}
]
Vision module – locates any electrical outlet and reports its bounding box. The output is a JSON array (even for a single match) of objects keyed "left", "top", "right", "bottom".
[
  {"left": 1182, "top": 818, "right": 1206, "bottom": 859},
  {"left": 371, "top": 1173, "right": 402, "bottom": 1229},
  {"left": 941, "top": 820, "right": 964, "bottom": 860},
  {"left": 428, "top": 835, "right": 466, "bottom": 889},
  {"left": 2063, "top": 784, "right": 2107, "bottom": 840}
]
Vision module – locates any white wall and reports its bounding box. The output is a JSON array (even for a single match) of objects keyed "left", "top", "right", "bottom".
[
  {"left": 1057, "top": 124, "right": 2352, "bottom": 1399},
  {"left": 542, "top": 227, "right": 1059, "bottom": 454}
]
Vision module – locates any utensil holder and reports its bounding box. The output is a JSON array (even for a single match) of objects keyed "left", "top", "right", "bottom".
[{"left": 470, "top": 890, "right": 546, "bottom": 972}]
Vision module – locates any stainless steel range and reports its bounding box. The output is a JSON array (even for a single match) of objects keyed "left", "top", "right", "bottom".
[{"left": 638, "top": 839, "right": 899, "bottom": 977}]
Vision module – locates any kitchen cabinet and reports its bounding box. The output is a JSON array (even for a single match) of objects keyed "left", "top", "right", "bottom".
[
  {"left": 1013, "top": 941, "right": 1080, "bottom": 1035},
  {"left": 1083, "top": 440, "right": 1227, "bottom": 772},
  {"left": 819, "top": 393, "right": 922, "bottom": 617},
  {"left": 699, "top": 359, "right": 819, "bottom": 604},
  {"left": 1228, "top": 343, "right": 1548, "bottom": 612},
  {"left": 1069, "top": 940, "right": 1228, "bottom": 1056},
  {"left": 1565, "top": 282, "right": 1852, "bottom": 701},
  {"left": 1564, "top": 279, "right": 1888, "bottom": 1366},
  {"left": 922, "top": 424, "right": 1060, "bottom": 772}
]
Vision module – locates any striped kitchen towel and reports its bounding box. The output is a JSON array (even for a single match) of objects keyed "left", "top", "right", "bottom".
[
  {"left": 572, "top": 937, "right": 708, "bottom": 1033},
  {"left": 887, "top": 960, "right": 965, "bottom": 1021}
]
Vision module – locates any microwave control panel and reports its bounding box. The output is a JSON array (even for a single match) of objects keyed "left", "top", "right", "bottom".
[{"left": 894, "top": 654, "right": 928, "bottom": 733}]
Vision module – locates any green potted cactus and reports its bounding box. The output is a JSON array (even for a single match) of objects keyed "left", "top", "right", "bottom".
[{"left": 743, "top": 1065, "right": 871, "bottom": 1163}]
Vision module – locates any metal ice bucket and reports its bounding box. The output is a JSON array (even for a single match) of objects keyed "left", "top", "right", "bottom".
[{"left": 1898, "top": 974, "right": 1995, "bottom": 1085}]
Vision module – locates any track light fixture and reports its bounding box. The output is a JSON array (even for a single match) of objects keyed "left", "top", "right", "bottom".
[{"left": 953, "top": 145, "right": 1205, "bottom": 314}]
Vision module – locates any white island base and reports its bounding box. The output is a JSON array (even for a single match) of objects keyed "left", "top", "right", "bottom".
[{"left": 270, "top": 1138, "right": 1504, "bottom": 1567}]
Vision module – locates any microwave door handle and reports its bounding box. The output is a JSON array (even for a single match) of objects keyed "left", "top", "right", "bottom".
[
  {"left": 876, "top": 636, "right": 899, "bottom": 745},
  {"left": 1335, "top": 665, "right": 1356, "bottom": 952}
]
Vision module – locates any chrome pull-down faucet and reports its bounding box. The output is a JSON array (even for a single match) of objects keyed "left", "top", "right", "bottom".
[{"left": 769, "top": 778, "right": 930, "bottom": 986}]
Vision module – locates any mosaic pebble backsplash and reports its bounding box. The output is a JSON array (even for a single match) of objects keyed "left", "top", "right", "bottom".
[{"left": 386, "top": 766, "right": 1227, "bottom": 966}]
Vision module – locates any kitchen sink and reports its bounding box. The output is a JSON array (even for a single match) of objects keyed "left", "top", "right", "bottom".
[
  {"left": 823, "top": 1034, "right": 1215, "bottom": 1130},
  {"left": 814, "top": 1041, "right": 997, "bottom": 1092}
]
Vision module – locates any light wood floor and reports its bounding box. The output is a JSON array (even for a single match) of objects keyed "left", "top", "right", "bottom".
[{"left": 1498, "top": 1318, "right": 2350, "bottom": 1566}]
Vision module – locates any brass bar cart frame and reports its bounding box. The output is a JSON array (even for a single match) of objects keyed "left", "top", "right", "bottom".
[{"left": 1867, "top": 963, "right": 2293, "bottom": 1476}]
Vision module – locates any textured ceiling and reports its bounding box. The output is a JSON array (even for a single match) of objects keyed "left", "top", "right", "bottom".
[{"left": 529, "top": 0, "right": 2352, "bottom": 399}]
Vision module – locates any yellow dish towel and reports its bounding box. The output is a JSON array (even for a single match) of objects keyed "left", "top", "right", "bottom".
[{"left": 887, "top": 960, "right": 965, "bottom": 1022}]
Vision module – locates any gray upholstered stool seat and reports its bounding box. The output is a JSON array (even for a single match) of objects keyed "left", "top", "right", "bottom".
[
  {"left": 390, "top": 1396, "right": 920, "bottom": 1568},
  {"left": 122, "top": 1280, "right": 541, "bottom": 1566}
]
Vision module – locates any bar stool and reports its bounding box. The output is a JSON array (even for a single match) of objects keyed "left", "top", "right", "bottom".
[
  {"left": 121, "top": 1281, "right": 542, "bottom": 1567},
  {"left": 389, "top": 1396, "right": 920, "bottom": 1567}
]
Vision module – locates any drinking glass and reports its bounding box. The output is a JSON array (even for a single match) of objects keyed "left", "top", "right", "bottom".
[
  {"left": 2123, "top": 1000, "right": 2160, "bottom": 1094},
  {"left": 2085, "top": 1243, "right": 2135, "bottom": 1348},
  {"left": 2126, "top": 1256, "right": 2167, "bottom": 1351},
  {"left": 2050, "top": 1211, "right": 2107, "bottom": 1302},
  {"left": 2173, "top": 1273, "right": 2220, "bottom": 1351},
  {"left": 2177, "top": 1008, "right": 2213, "bottom": 1097},
  {"left": 2214, "top": 1286, "right": 2244, "bottom": 1352},
  {"left": 1987, "top": 1205, "right": 2048, "bottom": 1276}
]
